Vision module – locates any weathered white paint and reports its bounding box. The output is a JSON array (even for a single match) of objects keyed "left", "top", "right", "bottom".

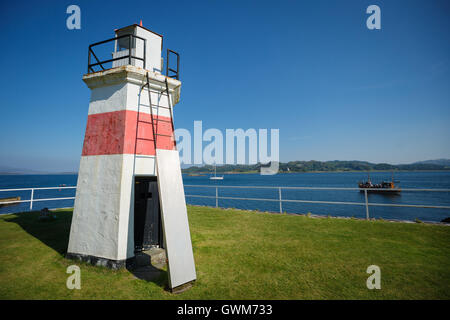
[
  {"left": 68, "top": 153, "right": 158, "bottom": 261},
  {"left": 84, "top": 66, "right": 180, "bottom": 117},
  {"left": 156, "top": 149, "right": 196, "bottom": 288},
  {"left": 133, "top": 154, "right": 156, "bottom": 176},
  {"left": 68, "top": 154, "right": 127, "bottom": 260},
  {"left": 135, "top": 26, "right": 163, "bottom": 73},
  {"left": 87, "top": 82, "right": 171, "bottom": 119},
  {"left": 88, "top": 82, "right": 128, "bottom": 115}
]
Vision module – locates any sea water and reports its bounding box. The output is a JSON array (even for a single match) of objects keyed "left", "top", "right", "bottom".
[{"left": 1, "top": 171, "right": 449, "bottom": 222}]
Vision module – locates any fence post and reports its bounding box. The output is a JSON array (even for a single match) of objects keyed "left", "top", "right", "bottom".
[
  {"left": 30, "top": 188, "right": 34, "bottom": 211},
  {"left": 279, "top": 187, "right": 283, "bottom": 214},
  {"left": 215, "top": 187, "right": 218, "bottom": 208},
  {"left": 364, "top": 189, "right": 369, "bottom": 220}
]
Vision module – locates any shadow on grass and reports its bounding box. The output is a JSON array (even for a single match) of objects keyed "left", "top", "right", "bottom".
[
  {"left": 4, "top": 210, "right": 72, "bottom": 256},
  {"left": 4, "top": 210, "right": 169, "bottom": 290},
  {"left": 126, "top": 251, "right": 170, "bottom": 291}
]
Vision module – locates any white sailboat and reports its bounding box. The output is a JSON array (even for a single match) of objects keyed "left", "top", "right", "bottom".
[{"left": 209, "top": 164, "right": 224, "bottom": 180}]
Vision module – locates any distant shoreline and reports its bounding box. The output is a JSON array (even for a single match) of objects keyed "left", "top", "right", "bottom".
[
  {"left": 0, "top": 172, "right": 78, "bottom": 176},
  {"left": 2, "top": 170, "right": 450, "bottom": 176},
  {"left": 3, "top": 159, "right": 449, "bottom": 175},
  {"left": 183, "top": 169, "right": 450, "bottom": 175},
  {"left": 182, "top": 159, "right": 450, "bottom": 175}
]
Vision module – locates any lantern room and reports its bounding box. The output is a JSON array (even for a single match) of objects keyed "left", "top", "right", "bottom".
[
  {"left": 87, "top": 23, "right": 179, "bottom": 79},
  {"left": 112, "top": 24, "right": 163, "bottom": 73}
]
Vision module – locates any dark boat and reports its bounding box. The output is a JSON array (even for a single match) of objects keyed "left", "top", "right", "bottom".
[{"left": 358, "top": 172, "right": 401, "bottom": 194}]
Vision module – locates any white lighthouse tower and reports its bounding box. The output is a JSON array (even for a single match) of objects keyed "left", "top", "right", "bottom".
[{"left": 67, "top": 24, "right": 196, "bottom": 291}]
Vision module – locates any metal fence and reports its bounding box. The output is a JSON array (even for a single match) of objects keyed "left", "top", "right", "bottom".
[
  {"left": 1, "top": 185, "right": 450, "bottom": 220},
  {"left": 0, "top": 187, "right": 76, "bottom": 211},
  {"left": 184, "top": 185, "right": 450, "bottom": 220}
]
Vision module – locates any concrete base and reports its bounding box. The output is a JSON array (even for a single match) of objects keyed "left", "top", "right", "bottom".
[
  {"left": 66, "top": 248, "right": 166, "bottom": 273},
  {"left": 143, "top": 247, "right": 167, "bottom": 266},
  {"left": 128, "top": 248, "right": 167, "bottom": 282},
  {"left": 66, "top": 252, "right": 135, "bottom": 270},
  {"left": 130, "top": 248, "right": 194, "bottom": 293},
  {"left": 171, "top": 281, "right": 195, "bottom": 294}
]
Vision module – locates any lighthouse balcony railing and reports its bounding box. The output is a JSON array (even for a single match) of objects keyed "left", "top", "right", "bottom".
[
  {"left": 87, "top": 36, "right": 181, "bottom": 80},
  {"left": 87, "top": 34, "right": 147, "bottom": 73},
  {"left": 166, "top": 49, "right": 180, "bottom": 80}
]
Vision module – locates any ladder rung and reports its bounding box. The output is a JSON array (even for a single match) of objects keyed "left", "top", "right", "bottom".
[
  {"left": 136, "top": 120, "right": 153, "bottom": 124},
  {"left": 142, "top": 87, "right": 170, "bottom": 95},
  {"left": 149, "top": 104, "right": 171, "bottom": 109},
  {"left": 136, "top": 134, "right": 173, "bottom": 139},
  {"left": 137, "top": 118, "right": 172, "bottom": 124},
  {"left": 155, "top": 118, "right": 172, "bottom": 123},
  {"left": 142, "top": 77, "right": 170, "bottom": 86},
  {"left": 139, "top": 103, "right": 170, "bottom": 108}
]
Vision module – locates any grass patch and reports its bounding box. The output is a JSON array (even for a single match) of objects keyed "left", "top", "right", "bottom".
[{"left": 0, "top": 206, "right": 449, "bottom": 299}]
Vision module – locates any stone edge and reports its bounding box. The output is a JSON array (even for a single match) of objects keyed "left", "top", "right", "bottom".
[{"left": 66, "top": 252, "right": 135, "bottom": 270}]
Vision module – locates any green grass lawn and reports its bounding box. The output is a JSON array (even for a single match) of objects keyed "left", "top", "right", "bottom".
[{"left": 0, "top": 206, "right": 449, "bottom": 299}]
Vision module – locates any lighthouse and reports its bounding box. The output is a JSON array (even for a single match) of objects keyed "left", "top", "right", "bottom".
[{"left": 67, "top": 24, "right": 196, "bottom": 291}]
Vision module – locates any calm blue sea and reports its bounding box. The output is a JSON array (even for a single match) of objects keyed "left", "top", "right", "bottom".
[{"left": 1, "top": 171, "right": 449, "bottom": 222}]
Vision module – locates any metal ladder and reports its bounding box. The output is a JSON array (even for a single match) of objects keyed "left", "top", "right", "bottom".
[
  {"left": 136, "top": 73, "right": 176, "bottom": 156},
  {"left": 137, "top": 72, "right": 197, "bottom": 290}
]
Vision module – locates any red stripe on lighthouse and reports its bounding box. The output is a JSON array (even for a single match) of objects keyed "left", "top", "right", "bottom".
[{"left": 82, "top": 110, "right": 175, "bottom": 156}]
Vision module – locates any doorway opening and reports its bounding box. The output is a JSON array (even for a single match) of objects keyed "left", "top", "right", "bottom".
[{"left": 134, "top": 176, "right": 163, "bottom": 252}]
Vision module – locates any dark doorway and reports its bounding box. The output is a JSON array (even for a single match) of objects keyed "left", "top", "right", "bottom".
[{"left": 134, "top": 176, "right": 163, "bottom": 251}]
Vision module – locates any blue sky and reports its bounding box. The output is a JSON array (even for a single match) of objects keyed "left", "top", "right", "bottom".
[{"left": 0, "top": 0, "right": 449, "bottom": 172}]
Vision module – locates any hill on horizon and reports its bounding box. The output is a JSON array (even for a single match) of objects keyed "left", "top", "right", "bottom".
[
  {"left": 0, "top": 166, "right": 76, "bottom": 175},
  {"left": 182, "top": 159, "right": 450, "bottom": 174},
  {"left": 1, "top": 159, "right": 449, "bottom": 175},
  {"left": 413, "top": 159, "right": 450, "bottom": 166}
]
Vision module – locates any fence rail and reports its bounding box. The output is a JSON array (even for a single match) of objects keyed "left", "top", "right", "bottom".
[
  {"left": 88, "top": 34, "right": 147, "bottom": 73},
  {"left": 1, "top": 185, "right": 450, "bottom": 220},
  {"left": 184, "top": 185, "right": 450, "bottom": 220},
  {"left": 0, "top": 187, "right": 76, "bottom": 211}
]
